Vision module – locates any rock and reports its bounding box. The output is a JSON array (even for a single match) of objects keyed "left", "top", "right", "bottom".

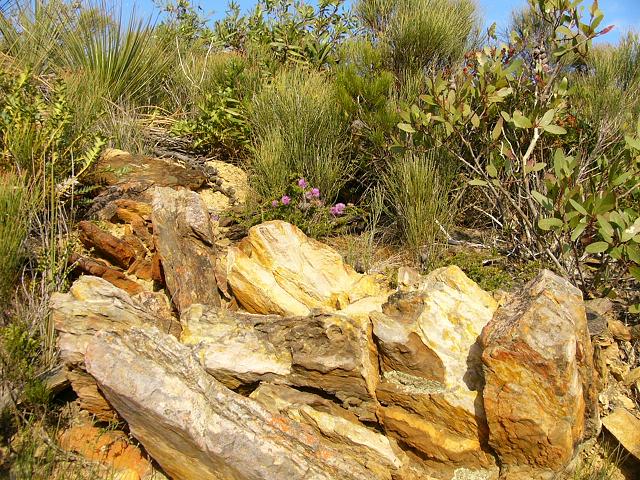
[
  {"left": 132, "top": 291, "right": 181, "bottom": 338},
  {"left": 58, "top": 421, "right": 152, "bottom": 479},
  {"left": 77, "top": 221, "right": 137, "bottom": 269},
  {"left": 66, "top": 369, "right": 118, "bottom": 422},
  {"left": 371, "top": 266, "right": 498, "bottom": 468},
  {"left": 608, "top": 319, "right": 631, "bottom": 342},
  {"left": 152, "top": 187, "right": 220, "bottom": 314},
  {"left": 51, "top": 276, "right": 181, "bottom": 366},
  {"left": 226, "top": 221, "right": 385, "bottom": 316},
  {"left": 624, "top": 367, "right": 640, "bottom": 386},
  {"left": 180, "top": 305, "right": 379, "bottom": 420},
  {"left": 70, "top": 254, "right": 144, "bottom": 295},
  {"left": 249, "top": 383, "right": 431, "bottom": 480},
  {"left": 84, "top": 327, "right": 400, "bottom": 480},
  {"left": 88, "top": 149, "right": 206, "bottom": 191},
  {"left": 480, "top": 270, "right": 598, "bottom": 474},
  {"left": 602, "top": 408, "right": 640, "bottom": 461},
  {"left": 585, "top": 298, "right": 614, "bottom": 337}
]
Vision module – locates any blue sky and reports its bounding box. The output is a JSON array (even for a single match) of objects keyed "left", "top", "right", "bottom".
[{"left": 128, "top": 0, "right": 639, "bottom": 43}]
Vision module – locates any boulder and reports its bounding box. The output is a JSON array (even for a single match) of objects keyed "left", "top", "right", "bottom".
[
  {"left": 480, "top": 270, "right": 598, "bottom": 475},
  {"left": 51, "top": 276, "right": 180, "bottom": 366},
  {"left": 249, "top": 383, "right": 431, "bottom": 480},
  {"left": 152, "top": 187, "right": 220, "bottom": 314},
  {"left": 226, "top": 220, "right": 385, "bottom": 316},
  {"left": 181, "top": 305, "right": 379, "bottom": 420},
  {"left": 371, "top": 266, "right": 498, "bottom": 469},
  {"left": 84, "top": 327, "right": 398, "bottom": 480}
]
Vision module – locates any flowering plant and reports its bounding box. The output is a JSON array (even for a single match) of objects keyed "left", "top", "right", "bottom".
[{"left": 246, "top": 178, "right": 361, "bottom": 238}]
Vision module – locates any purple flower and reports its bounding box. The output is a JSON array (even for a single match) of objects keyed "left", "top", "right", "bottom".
[
  {"left": 310, "top": 187, "right": 320, "bottom": 198},
  {"left": 281, "top": 195, "right": 291, "bottom": 205},
  {"left": 297, "top": 178, "right": 308, "bottom": 188},
  {"left": 271, "top": 200, "right": 279, "bottom": 207},
  {"left": 330, "top": 202, "right": 346, "bottom": 216}
]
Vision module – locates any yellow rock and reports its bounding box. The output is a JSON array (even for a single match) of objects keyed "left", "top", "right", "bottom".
[{"left": 226, "top": 221, "right": 388, "bottom": 316}]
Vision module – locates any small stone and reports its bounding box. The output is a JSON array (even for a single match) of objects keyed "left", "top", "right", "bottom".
[
  {"left": 602, "top": 408, "right": 640, "bottom": 461},
  {"left": 608, "top": 319, "right": 631, "bottom": 342}
]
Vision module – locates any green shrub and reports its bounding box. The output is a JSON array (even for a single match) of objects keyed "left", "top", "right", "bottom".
[
  {"left": 573, "top": 33, "right": 640, "bottom": 152},
  {"left": 382, "top": 151, "right": 457, "bottom": 266},
  {"left": 355, "top": 0, "right": 480, "bottom": 71},
  {"left": 248, "top": 68, "right": 351, "bottom": 201},
  {"left": 0, "top": 173, "right": 35, "bottom": 300}
]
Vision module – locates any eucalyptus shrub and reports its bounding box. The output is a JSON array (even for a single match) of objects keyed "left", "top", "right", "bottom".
[{"left": 395, "top": 0, "right": 639, "bottom": 310}]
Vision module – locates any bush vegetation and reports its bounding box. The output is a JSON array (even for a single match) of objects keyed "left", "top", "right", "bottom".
[{"left": 0, "top": 0, "right": 639, "bottom": 473}]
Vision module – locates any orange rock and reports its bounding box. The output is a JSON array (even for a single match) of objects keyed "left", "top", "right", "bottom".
[
  {"left": 77, "top": 221, "right": 137, "bottom": 269},
  {"left": 58, "top": 422, "right": 152, "bottom": 479}
]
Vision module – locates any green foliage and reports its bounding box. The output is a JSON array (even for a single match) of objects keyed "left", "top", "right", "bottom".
[
  {"left": 0, "top": 173, "right": 35, "bottom": 301},
  {"left": 387, "top": 0, "right": 479, "bottom": 71},
  {"left": 243, "top": 177, "right": 361, "bottom": 238},
  {"left": 60, "top": 7, "right": 171, "bottom": 105},
  {"left": 382, "top": 151, "right": 457, "bottom": 266},
  {"left": 215, "top": 0, "right": 354, "bottom": 70},
  {"left": 249, "top": 68, "right": 351, "bottom": 201},
  {"left": 394, "top": 0, "right": 639, "bottom": 309},
  {"left": 172, "top": 86, "right": 251, "bottom": 157},
  {"left": 355, "top": 0, "right": 480, "bottom": 72}
]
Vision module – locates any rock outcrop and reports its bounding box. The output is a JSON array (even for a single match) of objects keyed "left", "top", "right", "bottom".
[
  {"left": 84, "top": 327, "right": 418, "bottom": 480},
  {"left": 181, "top": 305, "right": 379, "bottom": 420},
  {"left": 226, "top": 221, "right": 385, "bottom": 316},
  {"left": 480, "top": 270, "right": 598, "bottom": 478},
  {"left": 51, "top": 206, "right": 608, "bottom": 480},
  {"left": 372, "top": 266, "right": 498, "bottom": 470}
]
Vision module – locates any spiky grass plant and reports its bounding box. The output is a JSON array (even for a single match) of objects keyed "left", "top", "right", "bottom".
[
  {"left": 249, "top": 68, "right": 352, "bottom": 202},
  {"left": 382, "top": 150, "right": 457, "bottom": 267}
]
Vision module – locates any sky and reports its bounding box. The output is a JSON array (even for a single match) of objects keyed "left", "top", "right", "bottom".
[{"left": 127, "top": 0, "right": 640, "bottom": 43}]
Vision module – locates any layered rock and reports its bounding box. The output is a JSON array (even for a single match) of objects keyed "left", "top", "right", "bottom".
[
  {"left": 152, "top": 187, "right": 220, "bottom": 313},
  {"left": 51, "top": 275, "right": 181, "bottom": 365},
  {"left": 226, "top": 221, "right": 385, "bottom": 316},
  {"left": 249, "top": 383, "right": 432, "bottom": 480},
  {"left": 181, "top": 305, "right": 379, "bottom": 420},
  {"left": 480, "top": 270, "right": 598, "bottom": 477},
  {"left": 371, "top": 266, "right": 498, "bottom": 469},
  {"left": 58, "top": 421, "right": 153, "bottom": 480},
  {"left": 84, "top": 327, "right": 402, "bottom": 480}
]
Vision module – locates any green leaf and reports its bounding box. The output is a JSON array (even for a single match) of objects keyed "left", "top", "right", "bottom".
[
  {"left": 538, "top": 217, "right": 564, "bottom": 231},
  {"left": 471, "top": 113, "right": 480, "bottom": 128},
  {"left": 469, "top": 179, "right": 488, "bottom": 186},
  {"left": 571, "top": 222, "right": 587, "bottom": 241},
  {"left": 538, "top": 109, "right": 555, "bottom": 128},
  {"left": 513, "top": 111, "right": 533, "bottom": 129},
  {"left": 569, "top": 199, "right": 588, "bottom": 216},
  {"left": 585, "top": 241, "right": 609, "bottom": 254},
  {"left": 597, "top": 215, "right": 614, "bottom": 238},
  {"left": 622, "top": 218, "right": 640, "bottom": 242},
  {"left": 486, "top": 163, "right": 498, "bottom": 178},
  {"left": 398, "top": 123, "right": 416, "bottom": 133},
  {"left": 491, "top": 117, "right": 503, "bottom": 140},
  {"left": 532, "top": 190, "right": 553, "bottom": 211},
  {"left": 525, "top": 162, "right": 547, "bottom": 174},
  {"left": 556, "top": 25, "right": 574, "bottom": 37},
  {"left": 543, "top": 124, "right": 567, "bottom": 135},
  {"left": 627, "top": 244, "right": 640, "bottom": 264},
  {"left": 629, "top": 303, "right": 640, "bottom": 315},
  {"left": 630, "top": 266, "right": 640, "bottom": 282}
]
